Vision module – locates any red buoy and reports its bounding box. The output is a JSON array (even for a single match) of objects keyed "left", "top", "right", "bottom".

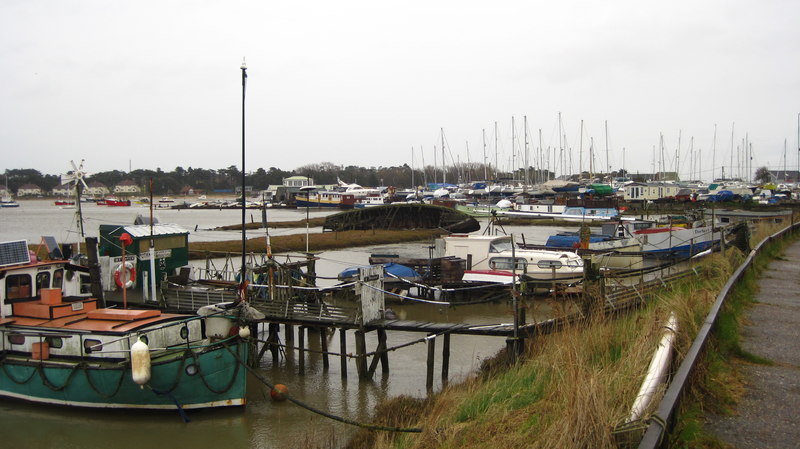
[{"left": 270, "top": 384, "right": 289, "bottom": 401}]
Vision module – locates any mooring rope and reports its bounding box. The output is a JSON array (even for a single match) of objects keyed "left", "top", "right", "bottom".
[
  {"left": 359, "top": 282, "right": 452, "bottom": 305},
  {"left": 254, "top": 328, "right": 451, "bottom": 359},
  {"left": 224, "top": 344, "right": 422, "bottom": 433}
]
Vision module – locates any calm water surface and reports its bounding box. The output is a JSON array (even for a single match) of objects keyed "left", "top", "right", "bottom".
[{"left": 0, "top": 200, "right": 578, "bottom": 449}]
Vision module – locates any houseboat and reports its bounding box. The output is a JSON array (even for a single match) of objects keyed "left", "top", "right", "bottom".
[
  {"left": 436, "top": 234, "right": 585, "bottom": 284},
  {"left": 0, "top": 239, "right": 248, "bottom": 410},
  {"left": 296, "top": 191, "right": 356, "bottom": 208}
]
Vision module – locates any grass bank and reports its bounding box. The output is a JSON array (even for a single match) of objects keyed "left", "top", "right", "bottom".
[
  {"left": 345, "top": 234, "right": 790, "bottom": 448},
  {"left": 343, "top": 222, "right": 796, "bottom": 449},
  {"left": 187, "top": 228, "right": 442, "bottom": 260},
  {"left": 214, "top": 217, "right": 327, "bottom": 230}
]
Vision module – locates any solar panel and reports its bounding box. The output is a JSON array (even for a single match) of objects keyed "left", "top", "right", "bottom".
[
  {"left": 41, "top": 236, "right": 64, "bottom": 259},
  {"left": 0, "top": 240, "right": 31, "bottom": 267}
]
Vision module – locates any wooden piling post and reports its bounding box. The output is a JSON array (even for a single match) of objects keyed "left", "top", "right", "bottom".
[
  {"left": 268, "top": 323, "right": 280, "bottom": 364},
  {"left": 249, "top": 323, "right": 259, "bottom": 367},
  {"left": 426, "top": 333, "right": 436, "bottom": 392},
  {"left": 355, "top": 330, "right": 367, "bottom": 379},
  {"left": 298, "top": 326, "right": 305, "bottom": 374},
  {"left": 339, "top": 328, "right": 348, "bottom": 379},
  {"left": 284, "top": 323, "right": 294, "bottom": 345},
  {"left": 378, "top": 329, "right": 389, "bottom": 373},
  {"left": 320, "top": 326, "right": 329, "bottom": 370},
  {"left": 441, "top": 333, "right": 450, "bottom": 386}
]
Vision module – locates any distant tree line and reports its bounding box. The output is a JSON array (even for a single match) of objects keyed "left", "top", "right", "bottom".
[{"left": 4, "top": 162, "right": 647, "bottom": 196}]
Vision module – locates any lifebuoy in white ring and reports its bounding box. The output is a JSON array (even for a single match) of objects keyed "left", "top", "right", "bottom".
[{"left": 114, "top": 262, "right": 136, "bottom": 289}]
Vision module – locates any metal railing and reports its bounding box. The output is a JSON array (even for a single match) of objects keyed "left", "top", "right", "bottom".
[{"left": 638, "top": 221, "right": 800, "bottom": 448}]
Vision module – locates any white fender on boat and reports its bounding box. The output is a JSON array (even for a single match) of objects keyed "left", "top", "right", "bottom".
[
  {"left": 131, "top": 338, "right": 151, "bottom": 389},
  {"left": 628, "top": 312, "right": 678, "bottom": 422},
  {"left": 238, "top": 326, "right": 251, "bottom": 338}
]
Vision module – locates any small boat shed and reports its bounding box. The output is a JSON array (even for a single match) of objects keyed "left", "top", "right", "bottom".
[{"left": 97, "top": 223, "right": 189, "bottom": 292}]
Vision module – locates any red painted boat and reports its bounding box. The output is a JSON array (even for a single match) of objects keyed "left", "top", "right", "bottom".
[{"left": 105, "top": 198, "right": 131, "bottom": 207}]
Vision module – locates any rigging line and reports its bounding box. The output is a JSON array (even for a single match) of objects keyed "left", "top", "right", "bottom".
[
  {"left": 384, "top": 272, "right": 513, "bottom": 292},
  {"left": 360, "top": 282, "right": 451, "bottom": 305}
]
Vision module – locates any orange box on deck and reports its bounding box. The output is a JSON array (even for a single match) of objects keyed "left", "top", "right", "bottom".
[
  {"left": 32, "top": 342, "right": 49, "bottom": 360},
  {"left": 40, "top": 288, "right": 62, "bottom": 305},
  {"left": 87, "top": 309, "right": 161, "bottom": 321},
  {"left": 13, "top": 299, "right": 98, "bottom": 320}
]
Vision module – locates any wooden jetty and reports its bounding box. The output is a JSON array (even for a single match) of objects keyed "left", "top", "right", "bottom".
[{"left": 162, "top": 249, "right": 700, "bottom": 392}]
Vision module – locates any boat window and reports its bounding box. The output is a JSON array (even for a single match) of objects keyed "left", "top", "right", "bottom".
[
  {"left": 5, "top": 274, "right": 32, "bottom": 299},
  {"left": 489, "top": 257, "right": 527, "bottom": 271},
  {"left": 8, "top": 334, "right": 25, "bottom": 345},
  {"left": 79, "top": 275, "right": 92, "bottom": 294},
  {"left": 52, "top": 269, "right": 64, "bottom": 289},
  {"left": 84, "top": 339, "right": 102, "bottom": 353},
  {"left": 489, "top": 238, "right": 513, "bottom": 253},
  {"left": 36, "top": 271, "right": 51, "bottom": 292},
  {"left": 46, "top": 336, "right": 64, "bottom": 349}
]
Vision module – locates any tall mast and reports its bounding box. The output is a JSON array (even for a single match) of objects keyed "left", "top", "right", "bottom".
[
  {"left": 441, "top": 128, "right": 446, "bottom": 184},
  {"left": 482, "top": 128, "right": 488, "bottom": 180},
  {"left": 730, "top": 122, "right": 735, "bottom": 181},
  {"left": 433, "top": 145, "right": 437, "bottom": 184},
  {"left": 240, "top": 58, "right": 247, "bottom": 283},
  {"left": 659, "top": 133, "right": 665, "bottom": 181},
  {"left": 420, "top": 146, "right": 427, "bottom": 186},
  {"left": 558, "top": 112, "right": 563, "bottom": 179},
  {"left": 524, "top": 115, "right": 529, "bottom": 185},
  {"left": 689, "top": 136, "right": 694, "bottom": 181},
  {"left": 784, "top": 138, "right": 788, "bottom": 183},
  {"left": 538, "top": 128, "right": 543, "bottom": 183},
  {"left": 411, "top": 146, "right": 415, "bottom": 188},
  {"left": 589, "top": 137, "right": 594, "bottom": 180},
  {"left": 511, "top": 116, "right": 516, "bottom": 180},
  {"left": 465, "top": 141, "right": 470, "bottom": 183},
  {"left": 676, "top": 130, "right": 681, "bottom": 181},
  {"left": 579, "top": 120, "right": 584, "bottom": 179},
  {"left": 604, "top": 120, "right": 610, "bottom": 180},
  {"left": 494, "top": 121, "right": 499, "bottom": 179},
  {"left": 712, "top": 124, "right": 717, "bottom": 182}
]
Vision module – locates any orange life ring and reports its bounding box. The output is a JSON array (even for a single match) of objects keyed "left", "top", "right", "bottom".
[{"left": 114, "top": 261, "right": 136, "bottom": 289}]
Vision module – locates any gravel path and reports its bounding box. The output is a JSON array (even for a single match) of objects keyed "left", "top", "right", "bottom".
[{"left": 705, "top": 239, "right": 800, "bottom": 448}]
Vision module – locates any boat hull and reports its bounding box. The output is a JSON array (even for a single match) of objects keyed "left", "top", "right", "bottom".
[{"left": 0, "top": 339, "right": 248, "bottom": 410}]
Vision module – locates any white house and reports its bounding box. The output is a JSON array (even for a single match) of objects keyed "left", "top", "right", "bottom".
[
  {"left": 85, "top": 181, "right": 110, "bottom": 197},
  {"left": 623, "top": 182, "right": 681, "bottom": 202},
  {"left": 113, "top": 180, "right": 141, "bottom": 195},
  {"left": 16, "top": 183, "right": 43, "bottom": 197},
  {"left": 282, "top": 176, "right": 314, "bottom": 188},
  {"left": 51, "top": 183, "right": 76, "bottom": 197}
]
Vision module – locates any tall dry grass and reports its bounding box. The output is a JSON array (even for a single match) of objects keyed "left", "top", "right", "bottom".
[{"left": 353, "top": 249, "right": 745, "bottom": 449}]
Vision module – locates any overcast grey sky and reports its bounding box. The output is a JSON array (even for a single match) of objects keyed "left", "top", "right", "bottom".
[{"left": 2, "top": 0, "right": 798, "bottom": 182}]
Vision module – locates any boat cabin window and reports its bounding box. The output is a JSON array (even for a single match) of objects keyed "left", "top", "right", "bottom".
[
  {"left": 36, "top": 271, "right": 51, "bottom": 292},
  {"left": 46, "top": 336, "right": 64, "bottom": 349},
  {"left": 489, "top": 238, "right": 513, "bottom": 253},
  {"left": 5, "top": 274, "right": 32, "bottom": 299},
  {"left": 84, "top": 339, "right": 102, "bottom": 353},
  {"left": 79, "top": 274, "right": 92, "bottom": 294},
  {"left": 489, "top": 257, "right": 527, "bottom": 271},
  {"left": 52, "top": 269, "right": 64, "bottom": 289}
]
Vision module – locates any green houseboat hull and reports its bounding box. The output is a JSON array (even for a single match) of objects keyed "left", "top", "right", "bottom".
[{"left": 0, "top": 340, "right": 248, "bottom": 409}]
